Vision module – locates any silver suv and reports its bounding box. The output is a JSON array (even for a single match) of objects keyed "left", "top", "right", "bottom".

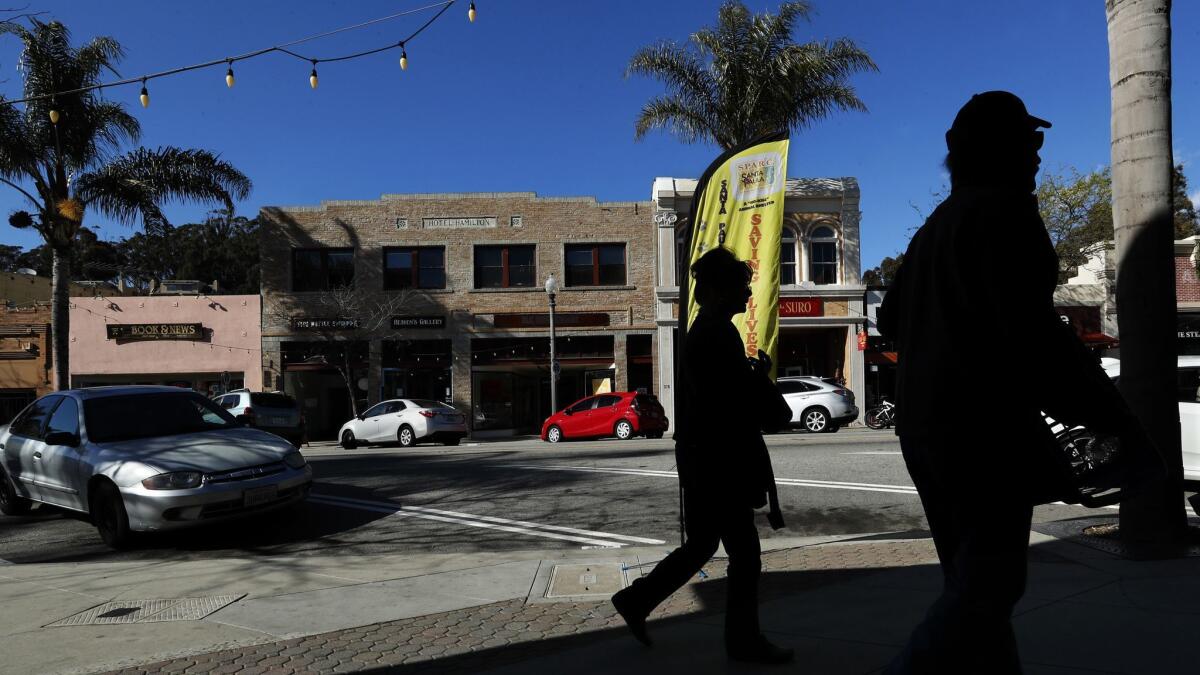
[
  {"left": 213, "top": 390, "right": 305, "bottom": 447},
  {"left": 776, "top": 376, "right": 859, "bottom": 433}
]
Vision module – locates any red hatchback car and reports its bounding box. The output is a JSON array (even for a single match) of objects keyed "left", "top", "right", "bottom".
[{"left": 541, "top": 392, "right": 669, "bottom": 443}]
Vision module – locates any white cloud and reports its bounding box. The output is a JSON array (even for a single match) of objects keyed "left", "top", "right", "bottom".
[{"left": 1191, "top": 190, "right": 1200, "bottom": 207}]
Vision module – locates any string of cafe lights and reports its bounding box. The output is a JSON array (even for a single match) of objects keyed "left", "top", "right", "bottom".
[{"left": 10, "top": 0, "right": 478, "bottom": 117}]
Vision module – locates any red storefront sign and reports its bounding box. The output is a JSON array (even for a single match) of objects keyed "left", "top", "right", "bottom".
[
  {"left": 857, "top": 329, "right": 868, "bottom": 351},
  {"left": 779, "top": 298, "right": 824, "bottom": 317}
]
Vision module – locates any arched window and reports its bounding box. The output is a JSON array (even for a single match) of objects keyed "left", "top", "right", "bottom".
[
  {"left": 779, "top": 226, "right": 799, "bottom": 285},
  {"left": 808, "top": 225, "right": 839, "bottom": 285}
]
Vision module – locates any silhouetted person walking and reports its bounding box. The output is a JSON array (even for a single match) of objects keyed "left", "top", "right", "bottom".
[
  {"left": 611, "top": 247, "right": 793, "bottom": 664},
  {"left": 878, "top": 91, "right": 1138, "bottom": 674}
]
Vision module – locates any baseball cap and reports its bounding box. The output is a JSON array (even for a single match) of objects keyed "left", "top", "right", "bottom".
[{"left": 947, "top": 91, "right": 1051, "bottom": 147}]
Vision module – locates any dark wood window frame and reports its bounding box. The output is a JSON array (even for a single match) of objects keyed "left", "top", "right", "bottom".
[
  {"left": 292, "top": 247, "right": 355, "bottom": 291},
  {"left": 564, "top": 243, "right": 626, "bottom": 287},
  {"left": 474, "top": 244, "right": 536, "bottom": 289},
  {"left": 383, "top": 246, "right": 446, "bottom": 290}
]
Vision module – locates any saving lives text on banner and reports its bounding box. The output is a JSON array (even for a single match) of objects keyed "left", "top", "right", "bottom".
[{"left": 687, "top": 133, "right": 789, "bottom": 370}]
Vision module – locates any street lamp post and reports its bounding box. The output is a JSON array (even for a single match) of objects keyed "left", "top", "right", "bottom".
[{"left": 545, "top": 273, "right": 560, "bottom": 416}]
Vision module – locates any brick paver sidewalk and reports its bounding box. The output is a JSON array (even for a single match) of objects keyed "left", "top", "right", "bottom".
[{"left": 106, "top": 540, "right": 937, "bottom": 675}]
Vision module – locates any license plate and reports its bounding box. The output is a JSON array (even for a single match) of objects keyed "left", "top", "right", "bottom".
[{"left": 244, "top": 485, "right": 278, "bottom": 507}]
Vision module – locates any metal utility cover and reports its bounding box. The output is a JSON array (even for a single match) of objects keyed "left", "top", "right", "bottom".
[
  {"left": 545, "top": 563, "right": 626, "bottom": 598},
  {"left": 45, "top": 595, "right": 244, "bottom": 627}
]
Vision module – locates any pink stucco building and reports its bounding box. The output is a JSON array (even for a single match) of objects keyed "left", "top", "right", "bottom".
[{"left": 69, "top": 294, "right": 262, "bottom": 394}]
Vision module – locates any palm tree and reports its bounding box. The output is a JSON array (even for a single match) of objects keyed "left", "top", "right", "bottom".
[
  {"left": 627, "top": 1, "right": 876, "bottom": 150},
  {"left": 0, "top": 19, "right": 251, "bottom": 390},
  {"left": 1106, "top": 0, "right": 1188, "bottom": 555}
]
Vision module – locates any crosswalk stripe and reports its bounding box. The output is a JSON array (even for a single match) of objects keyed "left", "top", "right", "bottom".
[
  {"left": 308, "top": 493, "right": 665, "bottom": 547},
  {"left": 515, "top": 464, "right": 920, "bottom": 495}
]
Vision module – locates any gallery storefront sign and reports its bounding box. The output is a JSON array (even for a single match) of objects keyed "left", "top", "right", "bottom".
[
  {"left": 391, "top": 315, "right": 446, "bottom": 330},
  {"left": 292, "top": 318, "right": 361, "bottom": 330},
  {"left": 106, "top": 323, "right": 204, "bottom": 341}
]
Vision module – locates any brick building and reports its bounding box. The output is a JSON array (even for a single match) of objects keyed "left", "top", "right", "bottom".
[
  {"left": 0, "top": 303, "right": 51, "bottom": 424},
  {"left": 259, "top": 192, "right": 656, "bottom": 440},
  {"left": 651, "top": 177, "right": 867, "bottom": 424}
]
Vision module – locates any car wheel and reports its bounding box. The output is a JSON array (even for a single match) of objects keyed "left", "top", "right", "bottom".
[
  {"left": 615, "top": 420, "right": 634, "bottom": 440},
  {"left": 443, "top": 437, "right": 461, "bottom": 446},
  {"left": 341, "top": 430, "right": 357, "bottom": 450},
  {"left": 0, "top": 469, "right": 33, "bottom": 516},
  {"left": 802, "top": 407, "right": 830, "bottom": 433},
  {"left": 92, "top": 483, "right": 133, "bottom": 550},
  {"left": 398, "top": 425, "right": 416, "bottom": 447},
  {"left": 546, "top": 425, "right": 563, "bottom": 443},
  {"left": 648, "top": 431, "right": 664, "bottom": 439}
]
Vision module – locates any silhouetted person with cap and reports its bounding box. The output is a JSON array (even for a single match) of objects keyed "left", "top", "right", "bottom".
[
  {"left": 878, "top": 91, "right": 1139, "bottom": 674},
  {"left": 611, "top": 246, "right": 793, "bottom": 664}
]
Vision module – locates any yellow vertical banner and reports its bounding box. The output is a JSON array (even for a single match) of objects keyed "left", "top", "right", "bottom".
[{"left": 687, "top": 133, "right": 789, "bottom": 368}]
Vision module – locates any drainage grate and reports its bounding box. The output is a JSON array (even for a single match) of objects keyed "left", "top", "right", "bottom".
[
  {"left": 545, "top": 563, "right": 626, "bottom": 598},
  {"left": 45, "top": 595, "right": 244, "bottom": 627}
]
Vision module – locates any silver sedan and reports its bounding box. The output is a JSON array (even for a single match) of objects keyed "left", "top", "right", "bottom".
[{"left": 0, "top": 386, "right": 312, "bottom": 548}]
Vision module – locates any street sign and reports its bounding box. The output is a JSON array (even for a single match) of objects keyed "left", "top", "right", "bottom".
[{"left": 551, "top": 361, "right": 561, "bottom": 379}]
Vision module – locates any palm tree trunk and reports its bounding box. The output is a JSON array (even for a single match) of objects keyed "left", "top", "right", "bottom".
[
  {"left": 51, "top": 244, "right": 72, "bottom": 390},
  {"left": 1107, "top": 0, "right": 1188, "bottom": 554}
]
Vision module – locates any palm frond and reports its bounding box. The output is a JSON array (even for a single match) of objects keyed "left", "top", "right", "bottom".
[
  {"left": 75, "top": 147, "right": 252, "bottom": 227},
  {"left": 628, "top": 1, "right": 874, "bottom": 149},
  {"left": 633, "top": 95, "right": 724, "bottom": 146}
]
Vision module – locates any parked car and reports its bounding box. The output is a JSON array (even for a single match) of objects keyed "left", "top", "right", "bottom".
[
  {"left": 541, "top": 392, "right": 669, "bottom": 443},
  {"left": 213, "top": 389, "right": 305, "bottom": 447},
  {"left": 777, "top": 376, "right": 859, "bottom": 433},
  {"left": 1100, "top": 357, "right": 1200, "bottom": 481},
  {"left": 0, "top": 386, "right": 312, "bottom": 548},
  {"left": 339, "top": 399, "right": 467, "bottom": 449}
]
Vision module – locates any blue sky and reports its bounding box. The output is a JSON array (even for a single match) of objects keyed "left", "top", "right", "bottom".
[{"left": 1, "top": 0, "right": 1198, "bottom": 271}]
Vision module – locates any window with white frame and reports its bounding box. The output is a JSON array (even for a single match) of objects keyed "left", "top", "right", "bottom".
[
  {"left": 809, "top": 225, "right": 839, "bottom": 285},
  {"left": 780, "top": 226, "right": 799, "bottom": 285}
]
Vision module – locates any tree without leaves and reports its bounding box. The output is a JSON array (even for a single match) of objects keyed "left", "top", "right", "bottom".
[
  {"left": 627, "top": 1, "right": 876, "bottom": 150},
  {"left": 0, "top": 19, "right": 251, "bottom": 389},
  {"left": 264, "top": 286, "right": 425, "bottom": 419}
]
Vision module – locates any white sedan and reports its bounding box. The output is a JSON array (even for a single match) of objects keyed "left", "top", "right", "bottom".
[
  {"left": 339, "top": 399, "right": 467, "bottom": 449},
  {"left": 1103, "top": 356, "right": 1200, "bottom": 481}
]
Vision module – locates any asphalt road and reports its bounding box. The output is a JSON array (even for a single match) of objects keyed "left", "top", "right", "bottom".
[{"left": 0, "top": 428, "right": 1170, "bottom": 564}]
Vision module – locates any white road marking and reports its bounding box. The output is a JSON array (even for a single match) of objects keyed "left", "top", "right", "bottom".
[
  {"left": 308, "top": 493, "right": 664, "bottom": 548},
  {"left": 842, "top": 451, "right": 903, "bottom": 456},
  {"left": 514, "top": 464, "right": 920, "bottom": 495}
]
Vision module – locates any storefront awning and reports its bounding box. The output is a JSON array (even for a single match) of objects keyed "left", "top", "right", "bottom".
[
  {"left": 1081, "top": 332, "right": 1119, "bottom": 347},
  {"left": 865, "top": 351, "right": 898, "bottom": 365}
]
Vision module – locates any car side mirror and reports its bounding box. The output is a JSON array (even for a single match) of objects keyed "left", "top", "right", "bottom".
[
  {"left": 44, "top": 431, "right": 80, "bottom": 447},
  {"left": 564, "top": 409, "right": 573, "bottom": 416},
  {"left": 357, "top": 413, "right": 366, "bottom": 421}
]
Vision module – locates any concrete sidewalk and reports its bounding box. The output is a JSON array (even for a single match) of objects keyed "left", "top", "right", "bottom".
[{"left": 2, "top": 519, "right": 1197, "bottom": 675}]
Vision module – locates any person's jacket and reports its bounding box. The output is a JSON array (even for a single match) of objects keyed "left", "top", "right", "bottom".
[
  {"left": 676, "top": 308, "right": 791, "bottom": 522},
  {"left": 877, "top": 186, "right": 1130, "bottom": 440}
]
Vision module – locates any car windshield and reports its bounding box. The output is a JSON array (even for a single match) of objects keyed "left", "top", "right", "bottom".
[
  {"left": 84, "top": 392, "right": 240, "bottom": 443},
  {"left": 409, "top": 399, "right": 453, "bottom": 409},
  {"left": 250, "top": 393, "right": 296, "bottom": 408}
]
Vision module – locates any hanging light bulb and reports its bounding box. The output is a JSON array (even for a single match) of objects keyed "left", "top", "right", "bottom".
[
  {"left": 139, "top": 79, "right": 149, "bottom": 108},
  {"left": 399, "top": 45, "right": 408, "bottom": 71},
  {"left": 48, "top": 108, "right": 59, "bottom": 124},
  {"left": 309, "top": 61, "right": 319, "bottom": 89},
  {"left": 468, "top": 2, "right": 476, "bottom": 22},
  {"left": 225, "top": 60, "right": 235, "bottom": 88}
]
